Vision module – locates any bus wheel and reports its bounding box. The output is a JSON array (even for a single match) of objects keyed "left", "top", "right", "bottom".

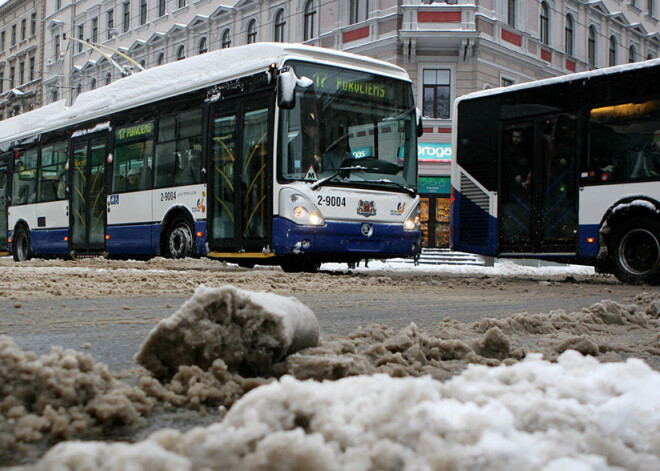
[
  {"left": 12, "top": 227, "right": 32, "bottom": 262},
  {"left": 610, "top": 216, "right": 660, "bottom": 285},
  {"left": 280, "top": 258, "right": 321, "bottom": 273},
  {"left": 166, "top": 219, "right": 194, "bottom": 259}
]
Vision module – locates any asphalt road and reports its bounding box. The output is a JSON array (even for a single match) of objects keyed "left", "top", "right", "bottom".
[{"left": 0, "top": 285, "right": 640, "bottom": 372}]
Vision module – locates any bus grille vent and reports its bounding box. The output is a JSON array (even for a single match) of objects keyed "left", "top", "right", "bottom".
[{"left": 459, "top": 174, "right": 490, "bottom": 247}]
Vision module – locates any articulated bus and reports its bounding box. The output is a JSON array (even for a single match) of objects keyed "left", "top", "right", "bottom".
[
  {"left": 451, "top": 58, "right": 660, "bottom": 284},
  {"left": 0, "top": 43, "right": 422, "bottom": 272}
]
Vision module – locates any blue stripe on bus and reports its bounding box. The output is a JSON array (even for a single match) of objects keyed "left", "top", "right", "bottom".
[
  {"left": 272, "top": 217, "right": 420, "bottom": 257},
  {"left": 29, "top": 228, "right": 69, "bottom": 256},
  {"left": 450, "top": 189, "right": 498, "bottom": 256},
  {"left": 106, "top": 220, "right": 208, "bottom": 256},
  {"left": 578, "top": 224, "right": 600, "bottom": 259},
  {"left": 107, "top": 224, "right": 155, "bottom": 254}
]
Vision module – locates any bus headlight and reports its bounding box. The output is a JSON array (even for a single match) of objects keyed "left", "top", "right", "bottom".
[
  {"left": 280, "top": 188, "right": 325, "bottom": 226},
  {"left": 404, "top": 203, "right": 421, "bottom": 231}
]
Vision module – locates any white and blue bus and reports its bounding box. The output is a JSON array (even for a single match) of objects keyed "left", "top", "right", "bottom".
[
  {"left": 0, "top": 43, "right": 422, "bottom": 272},
  {"left": 451, "top": 58, "right": 660, "bottom": 284}
]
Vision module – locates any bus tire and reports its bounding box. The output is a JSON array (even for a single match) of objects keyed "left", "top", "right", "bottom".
[
  {"left": 610, "top": 216, "right": 660, "bottom": 285},
  {"left": 165, "top": 218, "right": 194, "bottom": 259},
  {"left": 12, "top": 226, "right": 32, "bottom": 262}
]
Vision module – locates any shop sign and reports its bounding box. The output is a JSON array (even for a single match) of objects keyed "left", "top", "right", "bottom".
[
  {"left": 418, "top": 176, "right": 451, "bottom": 194},
  {"left": 418, "top": 142, "right": 452, "bottom": 162}
]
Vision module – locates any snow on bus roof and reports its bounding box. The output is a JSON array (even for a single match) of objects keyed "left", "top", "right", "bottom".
[
  {"left": 457, "top": 57, "right": 660, "bottom": 104},
  {"left": 0, "top": 43, "right": 410, "bottom": 146}
]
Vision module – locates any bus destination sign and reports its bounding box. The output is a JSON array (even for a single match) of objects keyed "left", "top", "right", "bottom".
[{"left": 116, "top": 122, "right": 155, "bottom": 143}]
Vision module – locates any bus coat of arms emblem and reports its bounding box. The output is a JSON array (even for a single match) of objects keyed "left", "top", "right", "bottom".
[{"left": 357, "top": 200, "right": 376, "bottom": 217}]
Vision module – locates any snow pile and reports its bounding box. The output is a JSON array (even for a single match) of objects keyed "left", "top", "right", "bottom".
[
  {"left": 30, "top": 352, "right": 660, "bottom": 471},
  {"left": 135, "top": 285, "right": 320, "bottom": 379},
  {"left": 0, "top": 336, "right": 154, "bottom": 455},
  {"left": 282, "top": 292, "right": 660, "bottom": 381}
]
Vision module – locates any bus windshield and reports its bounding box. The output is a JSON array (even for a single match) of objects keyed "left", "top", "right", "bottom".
[{"left": 278, "top": 61, "right": 417, "bottom": 191}]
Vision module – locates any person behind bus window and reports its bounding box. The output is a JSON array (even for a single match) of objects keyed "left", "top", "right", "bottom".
[
  {"left": 635, "top": 129, "right": 660, "bottom": 178},
  {"left": 323, "top": 133, "right": 352, "bottom": 171},
  {"left": 289, "top": 112, "right": 321, "bottom": 172},
  {"left": 126, "top": 168, "right": 140, "bottom": 191},
  {"left": 505, "top": 129, "right": 531, "bottom": 188}
]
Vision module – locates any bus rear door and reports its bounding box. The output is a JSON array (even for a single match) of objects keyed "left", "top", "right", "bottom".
[
  {"left": 70, "top": 133, "right": 108, "bottom": 255},
  {"left": 208, "top": 97, "right": 272, "bottom": 255},
  {"left": 500, "top": 114, "right": 578, "bottom": 254},
  {"left": 0, "top": 152, "right": 8, "bottom": 253}
]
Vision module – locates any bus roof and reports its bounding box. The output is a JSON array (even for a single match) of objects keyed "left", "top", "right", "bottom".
[
  {"left": 455, "top": 57, "right": 660, "bottom": 105},
  {"left": 0, "top": 43, "right": 411, "bottom": 147}
]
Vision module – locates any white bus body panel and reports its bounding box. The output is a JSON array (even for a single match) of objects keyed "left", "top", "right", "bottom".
[
  {"left": 8, "top": 200, "right": 69, "bottom": 230},
  {"left": 579, "top": 182, "right": 660, "bottom": 225}
]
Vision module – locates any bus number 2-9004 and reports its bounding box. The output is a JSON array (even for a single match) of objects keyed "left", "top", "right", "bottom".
[
  {"left": 161, "top": 191, "right": 176, "bottom": 202},
  {"left": 318, "top": 195, "right": 346, "bottom": 207}
]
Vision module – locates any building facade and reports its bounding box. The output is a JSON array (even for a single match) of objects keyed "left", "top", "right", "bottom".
[
  {"left": 0, "top": 0, "right": 44, "bottom": 120},
  {"left": 3, "top": 0, "right": 660, "bottom": 246}
]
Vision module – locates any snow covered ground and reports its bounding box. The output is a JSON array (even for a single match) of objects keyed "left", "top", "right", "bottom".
[{"left": 1, "top": 257, "right": 659, "bottom": 471}]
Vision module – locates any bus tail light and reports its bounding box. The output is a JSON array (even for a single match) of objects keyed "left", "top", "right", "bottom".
[
  {"left": 196, "top": 232, "right": 203, "bottom": 238},
  {"left": 587, "top": 237, "right": 595, "bottom": 244},
  {"left": 64, "top": 236, "right": 68, "bottom": 242},
  {"left": 105, "top": 235, "right": 110, "bottom": 240}
]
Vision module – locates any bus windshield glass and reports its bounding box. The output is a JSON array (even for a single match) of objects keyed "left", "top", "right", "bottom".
[{"left": 278, "top": 61, "right": 417, "bottom": 190}]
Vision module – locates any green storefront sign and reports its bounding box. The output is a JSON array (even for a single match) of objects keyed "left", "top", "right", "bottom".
[{"left": 418, "top": 176, "right": 451, "bottom": 194}]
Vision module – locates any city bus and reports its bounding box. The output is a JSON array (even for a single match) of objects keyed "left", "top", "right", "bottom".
[
  {"left": 450, "top": 58, "right": 660, "bottom": 284},
  {"left": 0, "top": 43, "right": 422, "bottom": 272}
]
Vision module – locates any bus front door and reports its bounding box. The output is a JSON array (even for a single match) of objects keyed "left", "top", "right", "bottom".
[
  {"left": 208, "top": 98, "right": 272, "bottom": 254},
  {"left": 0, "top": 153, "right": 8, "bottom": 252},
  {"left": 500, "top": 115, "right": 577, "bottom": 253},
  {"left": 70, "top": 133, "right": 108, "bottom": 255}
]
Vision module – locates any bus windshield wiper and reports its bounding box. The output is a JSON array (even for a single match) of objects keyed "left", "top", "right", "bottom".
[
  {"left": 364, "top": 179, "right": 416, "bottom": 196},
  {"left": 310, "top": 164, "right": 366, "bottom": 190}
]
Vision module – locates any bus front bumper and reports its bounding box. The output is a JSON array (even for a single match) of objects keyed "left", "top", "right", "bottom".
[{"left": 272, "top": 217, "right": 421, "bottom": 258}]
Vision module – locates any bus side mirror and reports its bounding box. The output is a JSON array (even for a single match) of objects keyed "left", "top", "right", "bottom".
[
  {"left": 277, "top": 69, "right": 313, "bottom": 110},
  {"left": 416, "top": 108, "right": 424, "bottom": 138}
]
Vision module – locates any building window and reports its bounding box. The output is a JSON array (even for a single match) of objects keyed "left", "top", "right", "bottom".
[
  {"left": 77, "top": 24, "right": 84, "bottom": 52},
  {"left": 540, "top": 2, "right": 549, "bottom": 45},
  {"left": 649, "top": 0, "right": 655, "bottom": 16},
  {"left": 29, "top": 57, "right": 34, "bottom": 81},
  {"left": 423, "top": 69, "right": 450, "bottom": 119},
  {"left": 178, "top": 0, "right": 186, "bottom": 8},
  {"left": 609, "top": 36, "right": 617, "bottom": 66},
  {"left": 1, "top": 31, "right": 5, "bottom": 51},
  {"left": 56, "top": 0, "right": 62, "bottom": 10},
  {"left": 91, "top": 17, "right": 98, "bottom": 43},
  {"left": 105, "top": 72, "right": 112, "bottom": 85},
  {"left": 11, "top": 24, "right": 16, "bottom": 46},
  {"left": 274, "top": 9, "right": 285, "bottom": 42},
  {"left": 221, "top": 29, "right": 231, "bottom": 48},
  {"left": 629, "top": 44, "right": 637, "bottom": 63},
  {"left": 247, "top": 19, "right": 257, "bottom": 44},
  {"left": 565, "top": 14, "right": 574, "bottom": 56},
  {"left": 501, "top": 77, "right": 515, "bottom": 87},
  {"left": 123, "top": 2, "right": 130, "bottom": 33},
  {"left": 0, "top": 72, "right": 3, "bottom": 94},
  {"left": 159, "top": 0, "right": 166, "bottom": 17},
  {"left": 90, "top": 78, "right": 97, "bottom": 90},
  {"left": 588, "top": 26, "right": 596, "bottom": 67},
  {"left": 30, "top": 13, "right": 36, "bottom": 37},
  {"left": 75, "top": 84, "right": 83, "bottom": 99},
  {"left": 21, "top": 19, "right": 26, "bottom": 41},
  {"left": 9, "top": 66, "right": 14, "bottom": 88},
  {"left": 157, "top": 52, "right": 165, "bottom": 65},
  {"left": 350, "top": 0, "right": 369, "bottom": 25},
  {"left": 54, "top": 34, "right": 60, "bottom": 60},
  {"left": 198, "top": 37, "right": 207, "bottom": 54},
  {"left": 304, "top": 1, "right": 316, "bottom": 41},
  {"left": 507, "top": 0, "right": 516, "bottom": 27},
  {"left": 19, "top": 61, "right": 24, "bottom": 85},
  {"left": 176, "top": 45, "right": 185, "bottom": 60},
  {"left": 107, "top": 9, "right": 114, "bottom": 39},
  {"left": 140, "top": 0, "right": 148, "bottom": 25}
]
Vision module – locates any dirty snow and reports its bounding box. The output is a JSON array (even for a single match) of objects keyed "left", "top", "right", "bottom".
[{"left": 1, "top": 257, "right": 659, "bottom": 470}]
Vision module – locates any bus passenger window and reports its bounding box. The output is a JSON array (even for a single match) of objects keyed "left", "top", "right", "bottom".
[
  {"left": 13, "top": 148, "right": 38, "bottom": 204},
  {"left": 113, "top": 122, "right": 155, "bottom": 193}
]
